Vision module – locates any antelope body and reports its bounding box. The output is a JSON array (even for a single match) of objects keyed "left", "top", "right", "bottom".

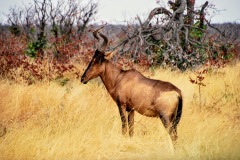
[{"left": 81, "top": 28, "right": 183, "bottom": 141}]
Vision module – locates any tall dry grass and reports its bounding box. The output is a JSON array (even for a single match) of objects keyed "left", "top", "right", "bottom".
[{"left": 0, "top": 63, "right": 240, "bottom": 159}]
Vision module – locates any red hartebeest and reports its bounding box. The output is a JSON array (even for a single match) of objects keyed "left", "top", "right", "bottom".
[{"left": 81, "top": 28, "right": 183, "bottom": 141}]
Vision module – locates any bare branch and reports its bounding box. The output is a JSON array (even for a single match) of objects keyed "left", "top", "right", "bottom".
[
  {"left": 199, "top": 1, "right": 208, "bottom": 29},
  {"left": 142, "top": 7, "right": 172, "bottom": 27}
]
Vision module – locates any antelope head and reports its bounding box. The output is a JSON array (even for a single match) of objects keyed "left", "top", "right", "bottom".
[{"left": 81, "top": 27, "right": 115, "bottom": 84}]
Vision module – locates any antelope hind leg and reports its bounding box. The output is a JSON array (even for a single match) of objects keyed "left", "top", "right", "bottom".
[{"left": 128, "top": 110, "right": 134, "bottom": 137}]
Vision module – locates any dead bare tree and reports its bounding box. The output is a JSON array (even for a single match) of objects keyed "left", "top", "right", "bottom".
[
  {"left": 110, "top": 0, "right": 211, "bottom": 70},
  {"left": 49, "top": 0, "right": 63, "bottom": 40},
  {"left": 33, "top": 0, "right": 49, "bottom": 59},
  {"left": 76, "top": 0, "right": 98, "bottom": 37},
  {"left": 21, "top": 5, "right": 35, "bottom": 41},
  {"left": 59, "top": 0, "right": 78, "bottom": 42},
  {"left": 7, "top": 7, "right": 23, "bottom": 36},
  {"left": 53, "top": 0, "right": 98, "bottom": 41},
  {"left": 34, "top": 0, "right": 48, "bottom": 40}
]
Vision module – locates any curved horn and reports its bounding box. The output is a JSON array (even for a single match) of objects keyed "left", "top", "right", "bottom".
[
  {"left": 98, "top": 32, "right": 108, "bottom": 51},
  {"left": 93, "top": 26, "right": 104, "bottom": 41},
  {"left": 92, "top": 25, "right": 108, "bottom": 52}
]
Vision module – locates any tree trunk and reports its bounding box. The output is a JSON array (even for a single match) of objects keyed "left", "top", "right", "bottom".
[{"left": 186, "top": 0, "right": 195, "bottom": 26}]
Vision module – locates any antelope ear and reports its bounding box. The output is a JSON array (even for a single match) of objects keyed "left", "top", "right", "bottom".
[{"left": 104, "top": 50, "right": 118, "bottom": 60}]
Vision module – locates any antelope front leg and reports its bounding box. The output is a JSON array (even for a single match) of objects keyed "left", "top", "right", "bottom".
[
  {"left": 128, "top": 110, "right": 134, "bottom": 137},
  {"left": 118, "top": 104, "right": 127, "bottom": 135}
]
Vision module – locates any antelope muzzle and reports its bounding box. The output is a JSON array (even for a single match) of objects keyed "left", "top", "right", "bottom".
[{"left": 81, "top": 75, "right": 88, "bottom": 84}]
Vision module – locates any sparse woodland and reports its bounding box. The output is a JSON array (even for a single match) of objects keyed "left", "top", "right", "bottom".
[
  {"left": 0, "top": 0, "right": 239, "bottom": 82},
  {"left": 0, "top": 0, "right": 240, "bottom": 159}
]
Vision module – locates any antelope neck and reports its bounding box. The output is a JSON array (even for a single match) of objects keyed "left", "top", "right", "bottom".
[{"left": 100, "top": 61, "right": 122, "bottom": 94}]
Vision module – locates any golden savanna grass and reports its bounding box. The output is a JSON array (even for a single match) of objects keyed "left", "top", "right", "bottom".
[{"left": 0, "top": 63, "right": 240, "bottom": 159}]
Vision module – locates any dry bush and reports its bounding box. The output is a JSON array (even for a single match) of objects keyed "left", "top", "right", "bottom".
[{"left": 0, "top": 63, "right": 239, "bottom": 159}]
